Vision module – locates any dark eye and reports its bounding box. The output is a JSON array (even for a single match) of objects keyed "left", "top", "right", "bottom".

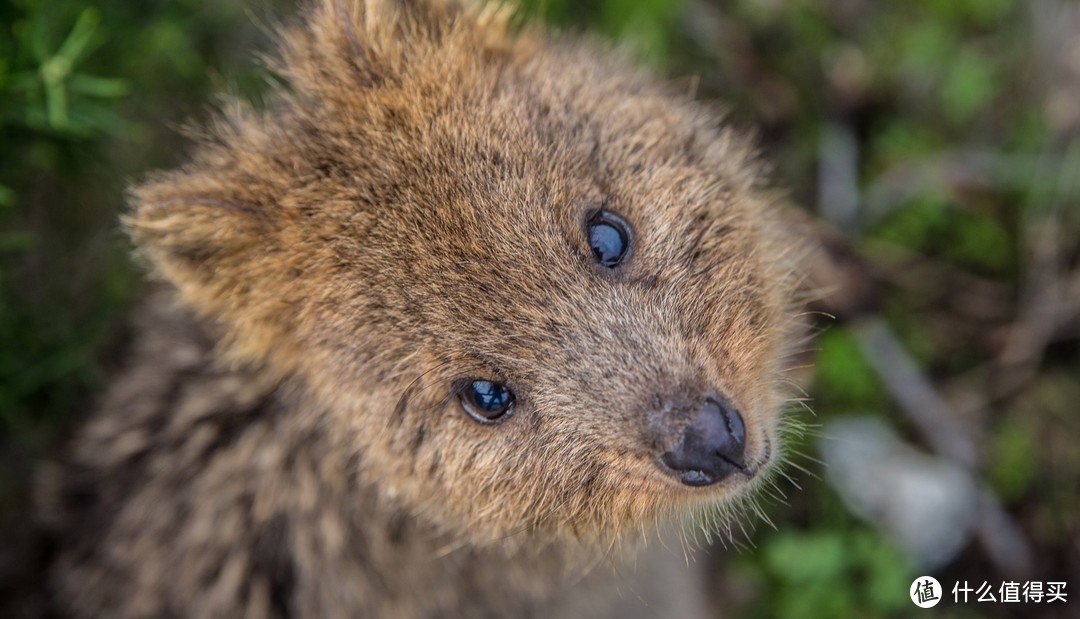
[
  {"left": 588, "top": 211, "right": 631, "bottom": 268},
  {"left": 459, "top": 380, "right": 515, "bottom": 423}
]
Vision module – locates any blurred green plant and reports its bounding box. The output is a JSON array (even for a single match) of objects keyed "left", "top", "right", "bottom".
[
  {"left": 1, "top": 1, "right": 129, "bottom": 444},
  {"left": 814, "top": 326, "right": 887, "bottom": 411},
  {"left": 0, "top": 0, "right": 281, "bottom": 442},
  {"left": 743, "top": 527, "right": 913, "bottom": 619},
  {"left": 3, "top": 5, "right": 132, "bottom": 136}
]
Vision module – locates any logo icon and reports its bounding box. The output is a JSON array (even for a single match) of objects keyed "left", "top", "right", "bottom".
[{"left": 911, "top": 576, "right": 942, "bottom": 608}]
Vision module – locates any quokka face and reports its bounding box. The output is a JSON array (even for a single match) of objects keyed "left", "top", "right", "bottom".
[{"left": 129, "top": 0, "right": 801, "bottom": 546}]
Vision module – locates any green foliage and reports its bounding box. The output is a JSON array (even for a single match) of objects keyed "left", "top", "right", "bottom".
[
  {"left": 874, "top": 195, "right": 951, "bottom": 252},
  {"left": 0, "top": 0, "right": 282, "bottom": 439},
  {"left": 872, "top": 195, "right": 1017, "bottom": 278},
  {"left": 736, "top": 526, "right": 913, "bottom": 619},
  {"left": 814, "top": 327, "right": 885, "bottom": 412},
  {"left": 1, "top": 1, "right": 124, "bottom": 438},
  {"left": 3, "top": 4, "right": 133, "bottom": 136},
  {"left": 941, "top": 50, "right": 998, "bottom": 125}
]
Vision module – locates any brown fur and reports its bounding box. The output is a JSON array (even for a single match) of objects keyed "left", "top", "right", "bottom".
[{"left": 41, "top": 0, "right": 804, "bottom": 616}]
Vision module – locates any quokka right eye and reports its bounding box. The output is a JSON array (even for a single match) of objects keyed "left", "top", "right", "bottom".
[{"left": 587, "top": 210, "right": 632, "bottom": 268}]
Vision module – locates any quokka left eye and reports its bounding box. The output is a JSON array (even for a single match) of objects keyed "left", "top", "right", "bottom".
[{"left": 459, "top": 380, "right": 515, "bottom": 423}]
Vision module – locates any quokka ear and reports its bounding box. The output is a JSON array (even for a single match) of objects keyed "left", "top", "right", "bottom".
[
  {"left": 128, "top": 170, "right": 268, "bottom": 286},
  {"left": 124, "top": 110, "right": 297, "bottom": 340},
  {"left": 125, "top": 148, "right": 313, "bottom": 370}
]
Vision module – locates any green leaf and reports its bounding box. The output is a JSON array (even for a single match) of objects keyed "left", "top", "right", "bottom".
[
  {"left": 45, "top": 79, "right": 67, "bottom": 128},
  {"left": 55, "top": 7, "right": 101, "bottom": 65}
]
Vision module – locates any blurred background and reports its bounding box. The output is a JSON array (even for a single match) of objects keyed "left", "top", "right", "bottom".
[{"left": 1, "top": 0, "right": 1077, "bottom": 617}]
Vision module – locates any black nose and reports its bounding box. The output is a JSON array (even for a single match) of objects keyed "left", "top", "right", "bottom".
[{"left": 660, "top": 397, "right": 747, "bottom": 487}]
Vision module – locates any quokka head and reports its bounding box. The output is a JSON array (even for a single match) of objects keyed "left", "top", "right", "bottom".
[{"left": 128, "top": 0, "right": 804, "bottom": 546}]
